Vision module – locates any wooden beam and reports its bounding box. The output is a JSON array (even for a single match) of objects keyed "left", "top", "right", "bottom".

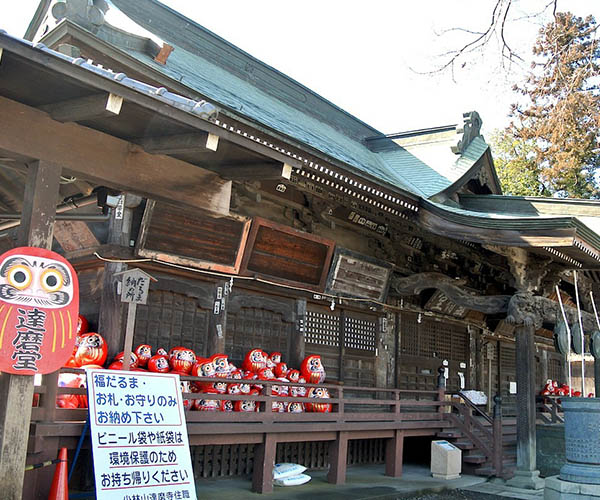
[
  {"left": 140, "top": 132, "right": 219, "bottom": 154},
  {"left": 0, "top": 160, "right": 61, "bottom": 500},
  {"left": 53, "top": 220, "right": 100, "bottom": 252},
  {"left": 39, "top": 92, "right": 123, "bottom": 122},
  {"left": 0, "top": 96, "right": 231, "bottom": 214},
  {"left": 219, "top": 162, "right": 292, "bottom": 180},
  {"left": 1, "top": 33, "right": 305, "bottom": 171}
]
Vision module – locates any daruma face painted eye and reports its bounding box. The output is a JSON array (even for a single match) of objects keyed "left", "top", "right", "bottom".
[
  {"left": 7, "top": 265, "right": 32, "bottom": 290},
  {"left": 41, "top": 269, "right": 63, "bottom": 292}
]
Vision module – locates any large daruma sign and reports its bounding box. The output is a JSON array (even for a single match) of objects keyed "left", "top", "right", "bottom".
[{"left": 0, "top": 247, "right": 79, "bottom": 375}]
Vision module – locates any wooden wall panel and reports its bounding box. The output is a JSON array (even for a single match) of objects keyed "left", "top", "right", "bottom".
[
  {"left": 76, "top": 267, "right": 103, "bottom": 325},
  {"left": 133, "top": 289, "right": 210, "bottom": 356},
  {"left": 191, "top": 439, "right": 385, "bottom": 478},
  {"left": 240, "top": 217, "right": 335, "bottom": 292},
  {"left": 225, "top": 292, "right": 295, "bottom": 366},
  {"left": 136, "top": 200, "right": 250, "bottom": 273},
  {"left": 347, "top": 439, "right": 385, "bottom": 465}
]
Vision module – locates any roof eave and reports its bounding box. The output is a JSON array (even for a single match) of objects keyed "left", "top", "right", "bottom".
[{"left": 37, "top": 21, "right": 420, "bottom": 204}]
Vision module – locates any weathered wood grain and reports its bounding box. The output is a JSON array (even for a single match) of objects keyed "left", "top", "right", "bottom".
[{"left": 0, "top": 96, "right": 231, "bottom": 214}]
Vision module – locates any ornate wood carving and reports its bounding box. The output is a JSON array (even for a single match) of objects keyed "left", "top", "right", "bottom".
[
  {"left": 390, "top": 272, "right": 510, "bottom": 314},
  {"left": 391, "top": 272, "right": 598, "bottom": 331},
  {"left": 506, "top": 292, "right": 598, "bottom": 331}
]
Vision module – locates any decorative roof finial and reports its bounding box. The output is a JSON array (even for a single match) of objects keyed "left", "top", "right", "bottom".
[{"left": 451, "top": 111, "right": 482, "bottom": 155}]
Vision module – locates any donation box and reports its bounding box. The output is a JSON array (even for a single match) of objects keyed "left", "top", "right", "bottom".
[{"left": 431, "top": 440, "right": 461, "bottom": 480}]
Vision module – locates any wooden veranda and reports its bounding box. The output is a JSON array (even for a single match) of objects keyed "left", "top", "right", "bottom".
[{"left": 28, "top": 367, "right": 510, "bottom": 495}]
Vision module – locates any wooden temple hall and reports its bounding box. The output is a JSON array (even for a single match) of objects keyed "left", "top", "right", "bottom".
[{"left": 3, "top": 0, "right": 600, "bottom": 497}]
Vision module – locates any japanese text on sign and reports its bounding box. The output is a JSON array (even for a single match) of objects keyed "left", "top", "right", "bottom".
[
  {"left": 122, "top": 275, "right": 149, "bottom": 304},
  {"left": 86, "top": 369, "right": 197, "bottom": 500}
]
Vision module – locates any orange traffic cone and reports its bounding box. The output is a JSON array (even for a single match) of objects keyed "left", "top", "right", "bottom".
[{"left": 48, "top": 447, "right": 68, "bottom": 500}]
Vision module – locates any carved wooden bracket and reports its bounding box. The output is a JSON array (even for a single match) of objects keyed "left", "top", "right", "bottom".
[
  {"left": 391, "top": 272, "right": 598, "bottom": 331},
  {"left": 506, "top": 292, "right": 598, "bottom": 331}
]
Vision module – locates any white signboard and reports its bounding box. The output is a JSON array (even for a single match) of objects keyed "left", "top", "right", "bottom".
[{"left": 86, "top": 369, "right": 197, "bottom": 500}]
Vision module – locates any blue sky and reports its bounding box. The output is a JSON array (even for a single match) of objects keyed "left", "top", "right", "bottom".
[{"left": 2, "top": 0, "right": 599, "bottom": 135}]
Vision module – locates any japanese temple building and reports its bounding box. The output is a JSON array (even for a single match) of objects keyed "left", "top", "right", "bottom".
[{"left": 2, "top": 0, "right": 600, "bottom": 497}]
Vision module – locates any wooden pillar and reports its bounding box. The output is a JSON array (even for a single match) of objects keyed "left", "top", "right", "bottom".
[
  {"left": 22, "top": 436, "right": 60, "bottom": 500},
  {"left": 207, "top": 280, "right": 228, "bottom": 354},
  {"left": 327, "top": 431, "right": 349, "bottom": 484},
  {"left": 541, "top": 349, "right": 549, "bottom": 388},
  {"left": 385, "top": 430, "right": 404, "bottom": 477},
  {"left": 467, "top": 325, "right": 478, "bottom": 389},
  {"left": 99, "top": 195, "right": 129, "bottom": 361},
  {"left": 375, "top": 315, "right": 388, "bottom": 388},
  {"left": 496, "top": 340, "right": 502, "bottom": 396},
  {"left": 98, "top": 194, "right": 140, "bottom": 361},
  {"left": 507, "top": 323, "right": 544, "bottom": 489},
  {"left": 0, "top": 160, "right": 61, "bottom": 500},
  {"left": 595, "top": 357, "right": 600, "bottom": 397},
  {"left": 394, "top": 312, "right": 401, "bottom": 389},
  {"left": 290, "top": 299, "right": 306, "bottom": 369},
  {"left": 252, "top": 434, "right": 277, "bottom": 494},
  {"left": 338, "top": 310, "right": 346, "bottom": 382},
  {"left": 475, "top": 332, "right": 484, "bottom": 391}
]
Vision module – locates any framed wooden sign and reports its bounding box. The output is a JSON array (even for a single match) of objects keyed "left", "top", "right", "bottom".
[
  {"left": 239, "top": 217, "right": 335, "bottom": 292},
  {"left": 325, "top": 247, "right": 392, "bottom": 302},
  {"left": 136, "top": 200, "right": 250, "bottom": 274},
  {"left": 425, "top": 289, "right": 468, "bottom": 318}
]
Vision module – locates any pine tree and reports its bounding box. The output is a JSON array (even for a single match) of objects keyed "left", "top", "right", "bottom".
[{"left": 497, "top": 12, "right": 600, "bottom": 198}]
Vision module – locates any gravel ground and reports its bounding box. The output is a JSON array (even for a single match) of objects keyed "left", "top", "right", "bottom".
[{"left": 398, "top": 490, "right": 500, "bottom": 500}]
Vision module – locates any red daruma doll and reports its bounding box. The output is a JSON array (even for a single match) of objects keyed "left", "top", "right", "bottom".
[
  {"left": 0, "top": 247, "right": 79, "bottom": 375},
  {"left": 169, "top": 347, "right": 196, "bottom": 374},
  {"left": 305, "top": 386, "right": 331, "bottom": 413},
  {"left": 301, "top": 354, "right": 326, "bottom": 384},
  {"left": 75, "top": 332, "right": 108, "bottom": 367},
  {"left": 134, "top": 344, "right": 153, "bottom": 367},
  {"left": 147, "top": 354, "right": 170, "bottom": 373},
  {"left": 76, "top": 314, "right": 89, "bottom": 335},
  {"left": 242, "top": 348, "right": 267, "bottom": 373}
]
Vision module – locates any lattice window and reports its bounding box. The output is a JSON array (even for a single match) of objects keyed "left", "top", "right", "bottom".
[
  {"left": 500, "top": 344, "right": 516, "bottom": 374},
  {"left": 548, "top": 355, "right": 563, "bottom": 382},
  {"left": 344, "top": 316, "right": 376, "bottom": 352},
  {"left": 451, "top": 328, "right": 468, "bottom": 361},
  {"left": 134, "top": 290, "right": 209, "bottom": 356},
  {"left": 400, "top": 314, "right": 419, "bottom": 356},
  {"left": 420, "top": 321, "right": 437, "bottom": 358},
  {"left": 433, "top": 323, "right": 452, "bottom": 360},
  {"left": 306, "top": 310, "right": 340, "bottom": 347}
]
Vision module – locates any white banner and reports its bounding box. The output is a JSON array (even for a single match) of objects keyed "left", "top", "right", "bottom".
[{"left": 86, "top": 368, "right": 197, "bottom": 500}]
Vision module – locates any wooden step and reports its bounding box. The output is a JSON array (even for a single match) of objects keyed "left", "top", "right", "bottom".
[
  {"left": 463, "top": 454, "right": 488, "bottom": 464},
  {"left": 437, "top": 430, "right": 464, "bottom": 438},
  {"left": 453, "top": 440, "right": 476, "bottom": 450}
]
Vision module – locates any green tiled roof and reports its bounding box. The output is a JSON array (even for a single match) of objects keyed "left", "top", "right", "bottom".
[{"left": 104, "top": 0, "right": 490, "bottom": 200}]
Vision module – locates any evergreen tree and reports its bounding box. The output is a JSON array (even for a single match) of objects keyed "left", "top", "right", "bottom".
[{"left": 496, "top": 12, "right": 600, "bottom": 198}]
